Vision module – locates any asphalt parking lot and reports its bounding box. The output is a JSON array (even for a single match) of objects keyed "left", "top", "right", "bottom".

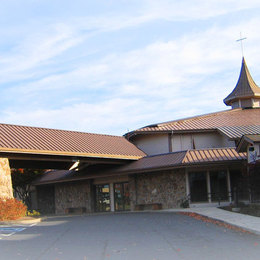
[{"left": 0, "top": 212, "right": 260, "bottom": 260}]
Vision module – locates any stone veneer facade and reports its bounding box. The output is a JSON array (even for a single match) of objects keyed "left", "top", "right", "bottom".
[
  {"left": 55, "top": 181, "right": 92, "bottom": 214},
  {"left": 0, "top": 158, "right": 13, "bottom": 200},
  {"left": 36, "top": 170, "right": 186, "bottom": 214},
  {"left": 129, "top": 169, "right": 186, "bottom": 209}
]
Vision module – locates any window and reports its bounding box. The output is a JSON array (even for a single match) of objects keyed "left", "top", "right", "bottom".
[
  {"left": 95, "top": 184, "right": 110, "bottom": 212},
  {"left": 114, "top": 182, "right": 130, "bottom": 211}
]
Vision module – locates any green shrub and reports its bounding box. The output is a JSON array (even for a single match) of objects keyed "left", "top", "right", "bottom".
[
  {"left": 27, "top": 210, "right": 40, "bottom": 217},
  {"left": 0, "top": 198, "right": 27, "bottom": 221},
  {"left": 179, "top": 196, "right": 190, "bottom": 208}
]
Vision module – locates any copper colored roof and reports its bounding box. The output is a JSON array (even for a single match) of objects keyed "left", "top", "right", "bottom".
[
  {"left": 217, "top": 125, "right": 260, "bottom": 139},
  {"left": 224, "top": 58, "right": 260, "bottom": 106},
  {"left": 115, "top": 151, "right": 187, "bottom": 172},
  {"left": 34, "top": 148, "right": 246, "bottom": 185},
  {"left": 0, "top": 123, "right": 145, "bottom": 160},
  {"left": 117, "top": 148, "right": 246, "bottom": 173},
  {"left": 182, "top": 148, "right": 245, "bottom": 164},
  {"left": 128, "top": 108, "right": 260, "bottom": 137}
]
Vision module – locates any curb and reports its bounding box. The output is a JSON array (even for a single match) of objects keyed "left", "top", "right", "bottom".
[
  {"left": 197, "top": 213, "right": 260, "bottom": 236},
  {"left": 178, "top": 210, "right": 260, "bottom": 236},
  {"left": 0, "top": 216, "right": 44, "bottom": 225}
]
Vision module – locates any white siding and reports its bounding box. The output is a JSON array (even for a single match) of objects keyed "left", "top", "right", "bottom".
[
  {"left": 252, "top": 98, "right": 260, "bottom": 108},
  {"left": 171, "top": 132, "right": 235, "bottom": 152},
  {"left": 172, "top": 135, "right": 192, "bottom": 151},
  {"left": 132, "top": 132, "right": 235, "bottom": 156},
  {"left": 132, "top": 134, "right": 169, "bottom": 156},
  {"left": 253, "top": 143, "right": 260, "bottom": 159}
]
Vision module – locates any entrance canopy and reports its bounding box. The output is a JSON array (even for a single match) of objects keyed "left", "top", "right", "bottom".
[{"left": 0, "top": 123, "right": 146, "bottom": 169}]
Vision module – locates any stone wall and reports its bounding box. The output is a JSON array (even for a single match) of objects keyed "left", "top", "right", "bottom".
[
  {"left": 55, "top": 181, "right": 92, "bottom": 214},
  {"left": 0, "top": 158, "right": 13, "bottom": 200},
  {"left": 130, "top": 169, "right": 186, "bottom": 209}
]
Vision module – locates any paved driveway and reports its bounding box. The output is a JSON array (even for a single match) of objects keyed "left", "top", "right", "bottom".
[{"left": 0, "top": 212, "right": 260, "bottom": 260}]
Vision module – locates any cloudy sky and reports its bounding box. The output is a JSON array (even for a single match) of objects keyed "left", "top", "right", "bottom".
[{"left": 0, "top": 0, "right": 260, "bottom": 135}]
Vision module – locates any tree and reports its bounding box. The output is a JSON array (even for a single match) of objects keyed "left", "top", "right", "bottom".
[{"left": 11, "top": 168, "right": 44, "bottom": 208}]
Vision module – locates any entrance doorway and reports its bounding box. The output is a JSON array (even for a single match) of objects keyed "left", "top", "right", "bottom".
[
  {"left": 95, "top": 184, "right": 111, "bottom": 212},
  {"left": 114, "top": 182, "right": 130, "bottom": 211},
  {"left": 189, "top": 172, "right": 208, "bottom": 202},
  {"left": 188, "top": 170, "right": 231, "bottom": 204},
  {"left": 210, "top": 170, "right": 228, "bottom": 201}
]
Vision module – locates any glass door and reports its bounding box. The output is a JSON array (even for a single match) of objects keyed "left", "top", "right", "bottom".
[
  {"left": 95, "top": 184, "right": 111, "bottom": 212},
  {"left": 210, "top": 170, "right": 228, "bottom": 201},
  {"left": 114, "top": 182, "right": 130, "bottom": 211},
  {"left": 189, "top": 172, "right": 208, "bottom": 202}
]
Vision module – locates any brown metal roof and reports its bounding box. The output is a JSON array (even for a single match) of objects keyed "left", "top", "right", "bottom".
[
  {"left": 182, "top": 148, "right": 245, "bottom": 164},
  {"left": 114, "top": 151, "right": 187, "bottom": 173},
  {"left": 128, "top": 108, "right": 260, "bottom": 137},
  {"left": 217, "top": 125, "right": 260, "bottom": 139},
  {"left": 0, "top": 123, "right": 146, "bottom": 160},
  {"left": 34, "top": 148, "right": 246, "bottom": 185},
  {"left": 224, "top": 58, "right": 260, "bottom": 106},
  {"left": 120, "top": 148, "right": 246, "bottom": 173}
]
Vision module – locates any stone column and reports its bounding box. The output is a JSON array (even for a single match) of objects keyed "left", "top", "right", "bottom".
[
  {"left": 0, "top": 158, "right": 13, "bottom": 200},
  {"left": 128, "top": 175, "right": 137, "bottom": 211},
  {"left": 185, "top": 169, "right": 190, "bottom": 197},
  {"left": 109, "top": 183, "right": 115, "bottom": 212}
]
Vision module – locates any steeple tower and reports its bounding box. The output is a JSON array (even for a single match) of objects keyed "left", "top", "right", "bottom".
[{"left": 224, "top": 57, "right": 260, "bottom": 109}]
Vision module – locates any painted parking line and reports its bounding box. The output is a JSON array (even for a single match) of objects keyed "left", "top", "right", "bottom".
[
  {"left": 0, "top": 227, "right": 26, "bottom": 238},
  {"left": 0, "top": 224, "right": 36, "bottom": 239}
]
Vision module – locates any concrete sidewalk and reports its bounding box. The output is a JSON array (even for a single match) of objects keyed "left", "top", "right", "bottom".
[
  {"left": 0, "top": 216, "right": 43, "bottom": 225},
  {"left": 165, "top": 207, "right": 260, "bottom": 235}
]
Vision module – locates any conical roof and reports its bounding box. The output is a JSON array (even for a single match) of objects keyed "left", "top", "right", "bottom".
[{"left": 224, "top": 57, "right": 260, "bottom": 106}]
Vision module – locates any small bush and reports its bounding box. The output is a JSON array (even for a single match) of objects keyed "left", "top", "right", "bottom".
[
  {"left": 179, "top": 196, "right": 190, "bottom": 208},
  {"left": 0, "top": 198, "right": 27, "bottom": 221},
  {"left": 27, "top": 210, "right": 40, "bottom": 217}
]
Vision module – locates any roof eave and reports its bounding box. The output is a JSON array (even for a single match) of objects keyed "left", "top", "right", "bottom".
[
  {"left": 129, "top": 129, "right": 217, "bottom": 139},
  {"left": 0, "top": 147, "right": 144, "bottom": 161},
  {"left": 224, "top": 94, "right": 260, "bottom": 105},
  {"left": 35, "top": 159, "right": 246, "bottom": 186}
]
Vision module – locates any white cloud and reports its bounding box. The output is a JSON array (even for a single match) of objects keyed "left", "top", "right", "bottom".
[
  {"left": 142, "top": 0, "right": 260, "bottom": 21},
  {"left": 0, "top": 1, "right": 260, "bottom": 135},
  {"left": 0, "top": 23, "right": 83, "bottom": 83}
]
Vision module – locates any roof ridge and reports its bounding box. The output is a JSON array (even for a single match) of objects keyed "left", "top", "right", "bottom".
[{"left": 156, "top": 109, "right": 240, "bottom": 127}]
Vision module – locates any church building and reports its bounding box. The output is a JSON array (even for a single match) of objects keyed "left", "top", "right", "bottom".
[{"left": 0, "top": 57, "right": 260, "bottom": 214}]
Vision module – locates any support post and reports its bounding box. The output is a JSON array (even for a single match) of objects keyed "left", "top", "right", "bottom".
[
  {"left": 206, "top": 171, "right": 211, "bottom": 203},
  {"left": 0, "top": 158, "right": 13, "bottom": 200},
  {"left": 110, "top": 183, "right": 115, "bottom": 212},
  {"left": 185, "top": 169, "right": 190, "bottom": 203},
  {"left": 226, "top": 169, "right": 232, "bottom": 203}
]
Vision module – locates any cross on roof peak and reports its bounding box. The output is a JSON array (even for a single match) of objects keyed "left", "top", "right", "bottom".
[{"left": 236, "top": 32, "right": 247, "bottom": 57}]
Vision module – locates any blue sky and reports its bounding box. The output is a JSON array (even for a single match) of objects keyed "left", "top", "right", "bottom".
[{"left": 0, "top": 0, "right": 260, "bottom": 135}]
